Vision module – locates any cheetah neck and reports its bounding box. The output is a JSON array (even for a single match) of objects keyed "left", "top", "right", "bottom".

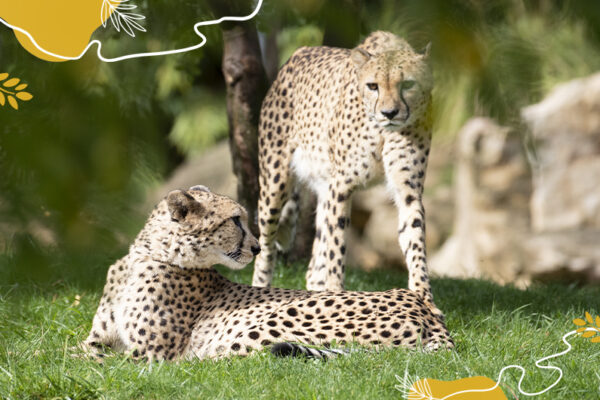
[{"left": 129, "top": 202, "right": 196, "bottom": 268}]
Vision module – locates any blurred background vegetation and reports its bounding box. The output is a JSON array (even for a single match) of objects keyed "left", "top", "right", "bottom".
[{"left": 1, "top": 0, "right": 599, "bottom": 284}]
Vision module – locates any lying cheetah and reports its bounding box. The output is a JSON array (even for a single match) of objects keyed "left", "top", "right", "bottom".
[
  {"left": 83, "top": 186, "right": 453, "bottom": 361},
  {"left": 252, "top": 31, "right": 437, "bottom": 312}
]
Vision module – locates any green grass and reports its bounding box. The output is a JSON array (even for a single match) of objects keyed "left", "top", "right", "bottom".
[{"left": 1, "top": 256, "right": 599, "bottom": 399}]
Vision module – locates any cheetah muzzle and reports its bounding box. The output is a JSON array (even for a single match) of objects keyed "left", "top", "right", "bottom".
[{"left": 82, "top": 186, "right": 453, "bottom": 361}]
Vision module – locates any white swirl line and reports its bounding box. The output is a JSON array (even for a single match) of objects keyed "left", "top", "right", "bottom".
[
  {"left": 440, "top": 328, "right": 593, "bottom": 399},
  {"left": 0, "top": 0, "right": 263, "bottom": 62}
]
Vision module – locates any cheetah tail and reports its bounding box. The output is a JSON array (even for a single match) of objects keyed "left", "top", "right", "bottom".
[{"left": 270, "top": 342, "right": 351, "bottom": 360}]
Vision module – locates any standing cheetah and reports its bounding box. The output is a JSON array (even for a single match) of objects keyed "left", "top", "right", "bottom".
[
  {"left": 82, "top": 186, "right": 453, "bottom": 361},
  {"left": 252, "top": 31, "right": 438, "bottom": 312}
]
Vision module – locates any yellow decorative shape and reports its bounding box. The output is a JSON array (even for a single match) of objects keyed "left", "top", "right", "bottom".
[
  {"left": 0, "top": 72, "right": 34, "bottom": 110},
  {"left": 409, "top": 376, "right": 508, "bottom": 400},
  {"left": 0, "top": 0, "right": 119, "bottom": 62},
  {"left": 573, "top": 312, "right": 600, "bottom": 344}
]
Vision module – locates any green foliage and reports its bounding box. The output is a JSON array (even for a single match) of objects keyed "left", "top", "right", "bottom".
[
  {"left": 277, "top": 25, "right": 324, "bottom": 66},
  {"left": 0, "top": 51, "right": 166, "bottom": 260},
  {"left": 0, "top": 1, "right": 226, "bottom": 275},
  {"left": 257, "top": 0, "right": 600, "bottom": 138},
  {"left": 0, "top": 262, "right": 599, "bottom": 399},
  {"left": 168, "top": 90, "right": 228, "bottom": 157},
  {"left": 359, "top": 0, "right": 600, "bottom": 135}
]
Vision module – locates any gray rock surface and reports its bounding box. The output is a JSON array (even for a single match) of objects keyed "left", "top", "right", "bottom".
[
  {"left": 523, "top": 72, "right": 600, "bottom": 232},
  {"left": 432, "top": 73, "right": 600, "bottom": 285},
  {"left": 146, "top": 141, "right": 237, "bottom": 211},
  {"left": 430, "top": 118, "right": 532, "bottom": 286}
]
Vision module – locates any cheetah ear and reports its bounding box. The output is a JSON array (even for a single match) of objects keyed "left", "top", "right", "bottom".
[
  {"left": 420, "top": 42, "right": 432, "bottom": 59},
  {"left": 166, "top": 190, "right": 205, "bottom": 223},
  {"left": 350, "top": 48, "right": 371, "bottom": 69}
]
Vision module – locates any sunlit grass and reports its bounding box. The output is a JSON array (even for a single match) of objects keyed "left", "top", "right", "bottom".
[{"left": 1, "top": 257, "right": 599, "bottom": 399}]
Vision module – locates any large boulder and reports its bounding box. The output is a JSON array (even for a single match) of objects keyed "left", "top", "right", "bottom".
[
  {"left": 146, "top": 141, "right": 237, "bottom": 211},
  {"left": 521, "top": 72, "right": 600, "bottom": 282},
  {"left": 522, "top": 72, "right": 600, "bottom": 232},
  {"left": 430, "top": 118, "right": 532, "bottom": 285},
  {"left": 432, "top": 73, "right": 600, "bottom": 286}
]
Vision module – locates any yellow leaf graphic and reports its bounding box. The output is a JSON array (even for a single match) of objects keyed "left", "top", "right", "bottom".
[
  {"left": 586, "top": 312, "right": 593, "bottom": 324},
  {"left": 3, "top": 78, "right": 20, "bottom": 88},
  {"left": 592, "top": 337, "right": 600, "bottom": 343},
  {"left": 573, "top": 318, "right": 586, "bottom": 326},
  {"left": 16, "top": 92, "right": 33, "bottom": 101},
  {"left": 582, "top": 331, "right": 596, "bottom": 338},
  {"left": 7, "top": 95, "right": 18, "bottom": 110},
  {"left": 596, "top": 316, "right": 600, "bottom": 328},
  {"left": 576, "top": 327, "right": 587, "bottom": 333},
  {"left": 0, "top": 73, "right": 34, "bottom": 110},
  {"left": 409, "top": 376, "right": 507, "bottom": 400}
]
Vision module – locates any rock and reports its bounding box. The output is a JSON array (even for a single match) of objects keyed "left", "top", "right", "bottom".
[
  {"left": 523, "top": 230, "right": 600, "bottom": 283},
  {"left": 522, "top": 72, "right": 600, "bottom": 232},
  {"left": 520, "top": 73, "right": 600, "bottom": 283},
  {"left": 349, "top": 185, "right": 404, "bottom": 270},
  {"left": 430, "top": 117, "right": 532, "bottom": 286},
  {"left": 432, "top": 73, "right": 600, "bottom": 285},
  {"left": 146, "top": 141, "right": 237, "bottom": 211}
]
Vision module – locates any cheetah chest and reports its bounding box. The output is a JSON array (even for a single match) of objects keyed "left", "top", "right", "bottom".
[{"left": 290, "top": 127, "right": 384, "bottom": 196}]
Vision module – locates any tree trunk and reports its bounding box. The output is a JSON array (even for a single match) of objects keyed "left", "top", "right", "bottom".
[{"left": 209, "top": 1, "right": 267, "bottom": 235}]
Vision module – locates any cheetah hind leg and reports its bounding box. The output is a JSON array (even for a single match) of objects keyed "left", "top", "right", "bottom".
[
  {"left": 271, "top": 342, "right": 355, "bottom": 360},
  {"left": 72, "top": 341, "right": 110, "bottom": 363},
  {"left": 275, "top": 188, "right": 300, "bottom": 254},
  {"left": 252, "top": 147, "right": 293, "bottom": 287}
]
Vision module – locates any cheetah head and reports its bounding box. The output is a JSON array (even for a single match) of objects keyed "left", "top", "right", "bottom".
[
  {"left": 141, "top": 186, "right": 260, "bottom": 270},
  {"left": 351, "top": 44, "right": 433, "bottom": 130}
]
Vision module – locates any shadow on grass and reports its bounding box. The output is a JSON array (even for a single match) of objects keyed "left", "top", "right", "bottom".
[
  {"left": 0, "top": 247, "right": 126, "bottom": 294},
  {"left": 218, "top": 261, "right": 599, "bottom": 318},
  {"left": 433, "top": 276, "right": 600, "bottom": 317},
  {"left": 1, "top": 249, "right": 598, "bottom": 319}
]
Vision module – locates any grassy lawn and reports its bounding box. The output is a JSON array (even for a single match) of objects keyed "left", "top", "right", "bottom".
[{"left": 1, "top": 253, "right": 599, "bottom": 399}]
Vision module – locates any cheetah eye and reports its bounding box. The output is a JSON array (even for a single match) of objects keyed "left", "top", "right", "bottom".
[
  {"left": 366, "top": 83, "right": 378, "bottom": 91},
  {"left": 231, "top": 216, "right": 242, "bottom": 229},
  {"left": 402, "top": 80, "right": 416, "bottom": 90}
]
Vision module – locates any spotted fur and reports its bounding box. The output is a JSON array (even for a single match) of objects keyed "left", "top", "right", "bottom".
[
  {"left": 82, "top": 186, "right": 453, "bottom": 361},
  {"left": 252, "top": 31, "right": 440, "bottom": 316}
]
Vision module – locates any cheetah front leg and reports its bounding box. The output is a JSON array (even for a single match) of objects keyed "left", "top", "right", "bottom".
[
  {"left": 382, "top": 132, "right": 442, "bottom": 316},
  {"left": 306, "top": 180, "right": 352, "bottom": 291},
  {"left": 81, "top": 257, "right": 129, "bottom": 358}
]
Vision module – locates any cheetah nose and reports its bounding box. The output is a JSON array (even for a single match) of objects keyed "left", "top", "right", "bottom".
[
  {"left": 251, "top": 245, "right": 261, "bottom": 256},
  {"left": 381, "top": 109, "right": 399, "bottom": 120}
]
